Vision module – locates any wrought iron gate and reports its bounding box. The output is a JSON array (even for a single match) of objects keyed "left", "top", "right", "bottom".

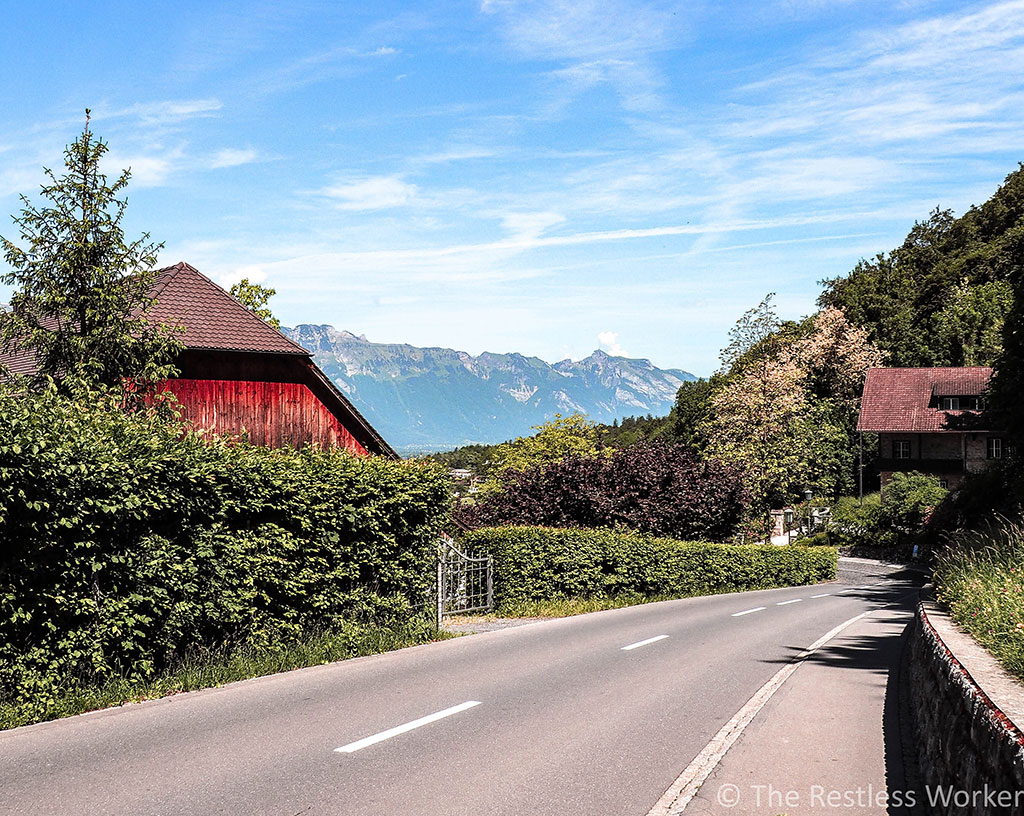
[{"left": 436, "top": 533, "right": 493, "bottom": 625}]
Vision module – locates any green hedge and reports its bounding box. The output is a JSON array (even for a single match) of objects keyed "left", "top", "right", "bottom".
[
  {"left": 0, "top": 385, "right": 450, "bottom": 715},
  {"left": 461, "top": 526, "right": 837, "bottom": 609}
]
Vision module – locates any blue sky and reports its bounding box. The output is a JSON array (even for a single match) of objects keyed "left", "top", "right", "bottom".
[{"left": 2, "top": 1, "right": 1023, "bottom": 376}]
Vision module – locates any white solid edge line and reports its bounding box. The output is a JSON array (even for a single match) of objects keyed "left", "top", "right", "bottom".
[
  {"left": 731, "top": 607, "right": 766, "bottom": 617},
  {"left": 810, "top": 593, "right": 831, "bottom": 598},
  {"left": 622, "top": 635, "right": 670, "bottom": 651},
  {"left": 335, "top": 701, "right": 482, "bottom": 753},
  {"left": 645, "top": 610, "right": 872, "bottom": 816}
]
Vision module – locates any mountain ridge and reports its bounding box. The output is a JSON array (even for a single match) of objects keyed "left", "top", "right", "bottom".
[{"left": 283, "top": 324, "right": 695, "bottom": 454}]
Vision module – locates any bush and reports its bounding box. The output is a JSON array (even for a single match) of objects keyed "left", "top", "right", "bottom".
[
  {"left": 831, "top": 493, "right": 883, "bottom": 531},
  {"left": 934, "top": 520, "right": 1024, "bottom": 681},
  {"left": 458, "top": 441, "right": 747, "bottom": 542},
  {"left": 461, "top": 526, "right": 837, "bottom": 610},
  {"left": 0, "top": 384, "right": 450, "bottom": 715},
  {"left": 881, "top": 471, "right": 947, "bottom": 532}
]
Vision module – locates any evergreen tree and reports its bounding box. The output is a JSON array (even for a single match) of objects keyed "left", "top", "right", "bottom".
[{"left": 0, "top": 111, "right": 182, "bottom": 393}]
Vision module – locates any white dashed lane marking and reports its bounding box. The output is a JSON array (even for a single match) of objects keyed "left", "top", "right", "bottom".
[
  {"left": 622, "top": 635, "right": 670, "bottom": 651},
  {"left": 731, "top": 607, "right": 766, "bottom": 617},
  {"left": 335, "top": 701, "right": 482, "bottom": 753}
]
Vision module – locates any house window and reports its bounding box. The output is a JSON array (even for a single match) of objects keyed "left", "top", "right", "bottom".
[
  {"left": 988, "top": 438, "right": 1004, "bottom": 460},
  {"left": 893, "top": 440, "right": 911, "bottom": 459},
  {"left": 940, "top": 397, "right": 960, "bottom": 410}
]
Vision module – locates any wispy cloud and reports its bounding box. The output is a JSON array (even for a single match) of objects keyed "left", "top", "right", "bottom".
[
  {"left": 99, "top": 99, "right": 223, "bottom": 126},
  {"left": 209, "top": 148, "right": 260, "bottom": 169},
  {"left": 482, "top": 0, "right": 689, "bottom": 113},
  {"left": 318, "top": 175, "right": 419, "bottom": 210}
]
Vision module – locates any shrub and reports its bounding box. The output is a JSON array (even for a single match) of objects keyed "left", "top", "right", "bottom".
[
  {"left": 934, "top": 520, "right": 1024, "bottom": 682},
  {"left": 458, "top": 441, "right": 747, "bottom": 542},
  {"left": 880, "top": 471, "right": 947, "bottom": 532},
  {"left": 461, "top": 526, "right": 837, "bottom": 610},
  {"left": 0, "top": 384, "right": 450, "bottom": 715}
]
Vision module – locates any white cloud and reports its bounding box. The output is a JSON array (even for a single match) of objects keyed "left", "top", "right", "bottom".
[
  {"left": 499, "top": 210, "right": 566, "bottom": 239},
  {"left": 104, "top": 152, "right": 178, "bottom": 187},
  {"left": 217, "top": 264, "right": 268, "bottom": 288},
  {"left": 319, "top": 175, "right": 419, "bottom": 210},
  {"left": 210, "top": 148, "right": 260, "bottom": 169},
  {"left": 597, "top": 330, "right": 628, "bottom": 356},
  {"left": 102, "top": 99, "right": 223, "bottom": 126}
]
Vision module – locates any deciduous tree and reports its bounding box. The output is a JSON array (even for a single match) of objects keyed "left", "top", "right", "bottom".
[{"left": 229, "top": 278, "right": 281, "bottom": 329}]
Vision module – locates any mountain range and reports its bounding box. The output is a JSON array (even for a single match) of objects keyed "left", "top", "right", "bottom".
[{"left": 283, "top": 325, "right": 695, "bottom": 455}]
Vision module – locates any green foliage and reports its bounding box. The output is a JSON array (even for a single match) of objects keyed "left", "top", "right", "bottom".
[
  {"left": 718, "top": 293, "right": 784, "bottom": 374},
  {"left": 462, "top": 526, "right": 837, "bottom": 611},
  {"left": 934, "top": 521, "right": 1024, "bottom": 682},
  {"left": 881, "top": 471, "right": 948, "bottom": 531},
  {"left": 0, "top": 112, "right": 182, "bottom": 393},
  {"left": 704, "top": 301, "right": 883, "bottom": 523},
  {"left": 482, "top": 412, "right": 601, "bottom": 491},
  {"left": 0, "top": 619, "right": 444, "bottom": 730},
  {"left": 425, "top": 442, "right": 497, "bottom": 476},
  {"left": 826, "top": 493, "right": 894, "bottom": 548},
  {"left": 229, "top": 278, "right": 281, "bottom": 329},
  {"left": 666, "top": 378, "right": 717, "bottom": 448},
  {"left": 830, "top": 493, "right": 883, "bottom": 530},
  {"left": 821, "top": 166, "right": 1024, "bottom": 368},
  {"left": 597, "top": 413, "right": 669, "bottom": 448},
  {"left": 0, "top": 383, "right": 451, "bottom": 719}
]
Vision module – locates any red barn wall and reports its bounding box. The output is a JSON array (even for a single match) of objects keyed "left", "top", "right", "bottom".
[
  {"left": 164, "top": 378, "right": 368, "bottom": 454},
  {"left": 164, "top": 350, "right": 373, "bottom": 455}
]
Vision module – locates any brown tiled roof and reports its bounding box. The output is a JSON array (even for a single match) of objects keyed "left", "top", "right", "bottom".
[
  {"left": 149, "top": 262, "right": 309, "bottom": 356},
  {"left": 857, "top": 367, "right": 993, "bottom": 433},
  {"left": 0, "top": 262, "right": 308, "bottom": 373},
  {"left": 0, "top": 345, "right": 40, "bottom": 376}
]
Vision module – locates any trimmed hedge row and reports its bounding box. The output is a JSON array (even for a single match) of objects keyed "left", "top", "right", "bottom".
[
  {"left": 461, "top": 526, "right": 837, "bottom": 609},
  {"left": 0, "top": 385, "right": 450, "bottom": 714}
]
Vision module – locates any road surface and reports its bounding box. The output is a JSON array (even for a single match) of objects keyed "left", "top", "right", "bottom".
[{"left": 1, "top": 565, "right": 921, "bottom": 816}]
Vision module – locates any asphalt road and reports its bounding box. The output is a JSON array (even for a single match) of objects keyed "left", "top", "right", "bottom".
[{"left": 1, "top": 563, "right": 921, "bottom": 816}]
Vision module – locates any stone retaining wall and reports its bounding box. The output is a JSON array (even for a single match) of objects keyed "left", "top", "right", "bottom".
[{"left": 909, "top": 596, "right": 1024, "bottom": 815}]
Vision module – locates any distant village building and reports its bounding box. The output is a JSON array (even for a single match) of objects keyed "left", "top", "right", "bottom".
[
  {"left": 857, "top": 367, "right": 1000, "bottom": 489},
  {"left": 0, "top": 262, "right": 395, "bottom": 457}
]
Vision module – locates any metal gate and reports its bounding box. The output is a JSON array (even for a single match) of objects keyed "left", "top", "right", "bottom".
[{"left": 436, "top": 532, "right": 493, "bottom": 625}]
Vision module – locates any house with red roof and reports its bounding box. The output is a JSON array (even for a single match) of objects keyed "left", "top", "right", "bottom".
[
  {"left": 857, "top": 367, "right": 1001, "bottom": 489},
  {"left": 1, "top": 262, "right": 396, "bottom": 458}
]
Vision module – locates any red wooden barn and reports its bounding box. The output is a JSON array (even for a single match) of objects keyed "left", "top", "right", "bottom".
[{"left": 1, "top": 262, "right": 396, "bottom": 458}]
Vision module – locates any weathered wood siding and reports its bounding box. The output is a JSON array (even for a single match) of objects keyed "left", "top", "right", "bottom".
[{"left": 164, "top": 378, "right": 369, "bottom": 455}]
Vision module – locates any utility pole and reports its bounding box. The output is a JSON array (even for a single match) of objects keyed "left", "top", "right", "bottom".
[{"left": 858, "top": 432, "right": 864, "bottom": 504}]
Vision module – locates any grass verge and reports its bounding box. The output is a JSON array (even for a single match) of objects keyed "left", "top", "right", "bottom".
[
  {"left": 934, "top": 521, "right": 1024, "bottom": 682},
  {"left": 1, "top": 618, "right": 453, "bottom": 732},
  {"left": 496, "top": 592, "right": 695, "bottom": 618}
]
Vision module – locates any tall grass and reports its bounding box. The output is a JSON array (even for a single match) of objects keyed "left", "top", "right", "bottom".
[
  {"left": 933, "top": 521, "right": 1024, "bottom": 682},
  {"left": 1, "top": 619, "right": 452, "bottom": 732}
]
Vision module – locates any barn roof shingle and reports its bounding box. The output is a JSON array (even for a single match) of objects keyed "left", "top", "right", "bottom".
[
  {"left": 857, "top": 367, "right": 993, "bottom": 433},
  {"left": 149, "top": 262, "right": 310, "bottom": 356}
]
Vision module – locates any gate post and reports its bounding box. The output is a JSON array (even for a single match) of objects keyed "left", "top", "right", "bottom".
[
  {"left": 486, "top": 556, "right": 494, "bottom": 611},
  {"left": 436, "top": 548, "right": 444, "bottom": 629}
]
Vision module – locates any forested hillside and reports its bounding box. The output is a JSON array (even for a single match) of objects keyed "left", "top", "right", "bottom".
[
  {"left": 458, "top": 164, "right": 1024, "bottom": 536},
  {"left": 819, "top": 165, "right": 1024, "bottom": 368}
]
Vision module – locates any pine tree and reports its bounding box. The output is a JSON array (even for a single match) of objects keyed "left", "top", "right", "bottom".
[{"left": 0, "top": 111, "right": 182, "bottom": 393}]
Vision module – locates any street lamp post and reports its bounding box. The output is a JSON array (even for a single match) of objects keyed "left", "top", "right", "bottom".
[{"left": 802, "top": 488, "right": 813, "bottom": 535}]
